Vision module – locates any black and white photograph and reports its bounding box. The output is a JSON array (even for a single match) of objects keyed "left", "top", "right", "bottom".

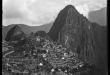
[{"left": 2, "top": 0, "right": 107, "bottom": 75}]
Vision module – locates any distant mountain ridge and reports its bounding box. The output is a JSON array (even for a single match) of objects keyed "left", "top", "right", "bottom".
[
  {"left": 88, "top": 7, "right": 107, "bottom": 26},
  {"left": 2, "top": 23, "right": 53, "bottom": 40}
]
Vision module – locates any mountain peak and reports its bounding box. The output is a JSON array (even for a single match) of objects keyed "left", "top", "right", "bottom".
[
  {"left": 63, "top": 5, "right": 80, "bottom": 16},
  {"left": 12, "top": 25, "right": 21, "bottom": 31},
  {"left": 64, "top": 5, "right": 75, "bottom": 9},
  {"left": 48, "top": 4, "right": 96, "bottom": 63},
  {"left": 48, "top": 5, "right": 81, "bottom": 41},
  {"left": 5, "top": 25, "right": 25, "bottom": 41},
  {"left": 64, "top": 5, "right": 78, "bottom": 11}
]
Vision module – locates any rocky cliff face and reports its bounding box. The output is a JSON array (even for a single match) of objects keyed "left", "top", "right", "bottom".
[
  {"left": 48, "top": 5, "right": 95, "bottom": 63},
  {"left": 48, "top": 5, "right": 107, "bottom": 75}
]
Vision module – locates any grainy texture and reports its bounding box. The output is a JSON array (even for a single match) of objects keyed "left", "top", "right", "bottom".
[{"left": 2, "top": 5, "right": 107, "bottom": 75}]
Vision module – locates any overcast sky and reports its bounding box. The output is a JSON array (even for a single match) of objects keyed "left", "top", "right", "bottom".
[{"left": 3, "top": 0, "right": 107, "bottom": 26}]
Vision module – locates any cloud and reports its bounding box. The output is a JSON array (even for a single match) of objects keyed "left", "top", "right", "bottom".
[{"left": 3, "top": 0, "right": 106, "bottom": 26}]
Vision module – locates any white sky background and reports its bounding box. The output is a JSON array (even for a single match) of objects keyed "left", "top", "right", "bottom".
[{"left": 3, "top": 0, "right": 107, "bottom": 26}]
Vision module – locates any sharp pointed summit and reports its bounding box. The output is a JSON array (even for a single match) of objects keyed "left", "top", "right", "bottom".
[
  {"left": 48, "top": 5, "right": 84, "bottom": 41},
  {"left": 5, "top": 25, "right": 25, "bottom": 41},
  {"left": 48, "top": 5, "right": 95, "bottom": 63},
  {"left": 62, "top": 5, "right": 80, "bottom": 14}
]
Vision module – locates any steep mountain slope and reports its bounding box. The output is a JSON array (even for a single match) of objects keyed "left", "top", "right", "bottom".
[
  {"left": 48, "top": 5, "right": 95, "bottom": 62},
  {"left": 48, "top": 5, "right": 107, "bottom": 75},
  {"left": 92, "top": 23, "right": 107, "bottom": 74}
]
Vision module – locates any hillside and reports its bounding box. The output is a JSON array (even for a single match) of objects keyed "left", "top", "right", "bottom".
[{"left": 2, "top": 23, "right": 53, "bottom": 40}]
